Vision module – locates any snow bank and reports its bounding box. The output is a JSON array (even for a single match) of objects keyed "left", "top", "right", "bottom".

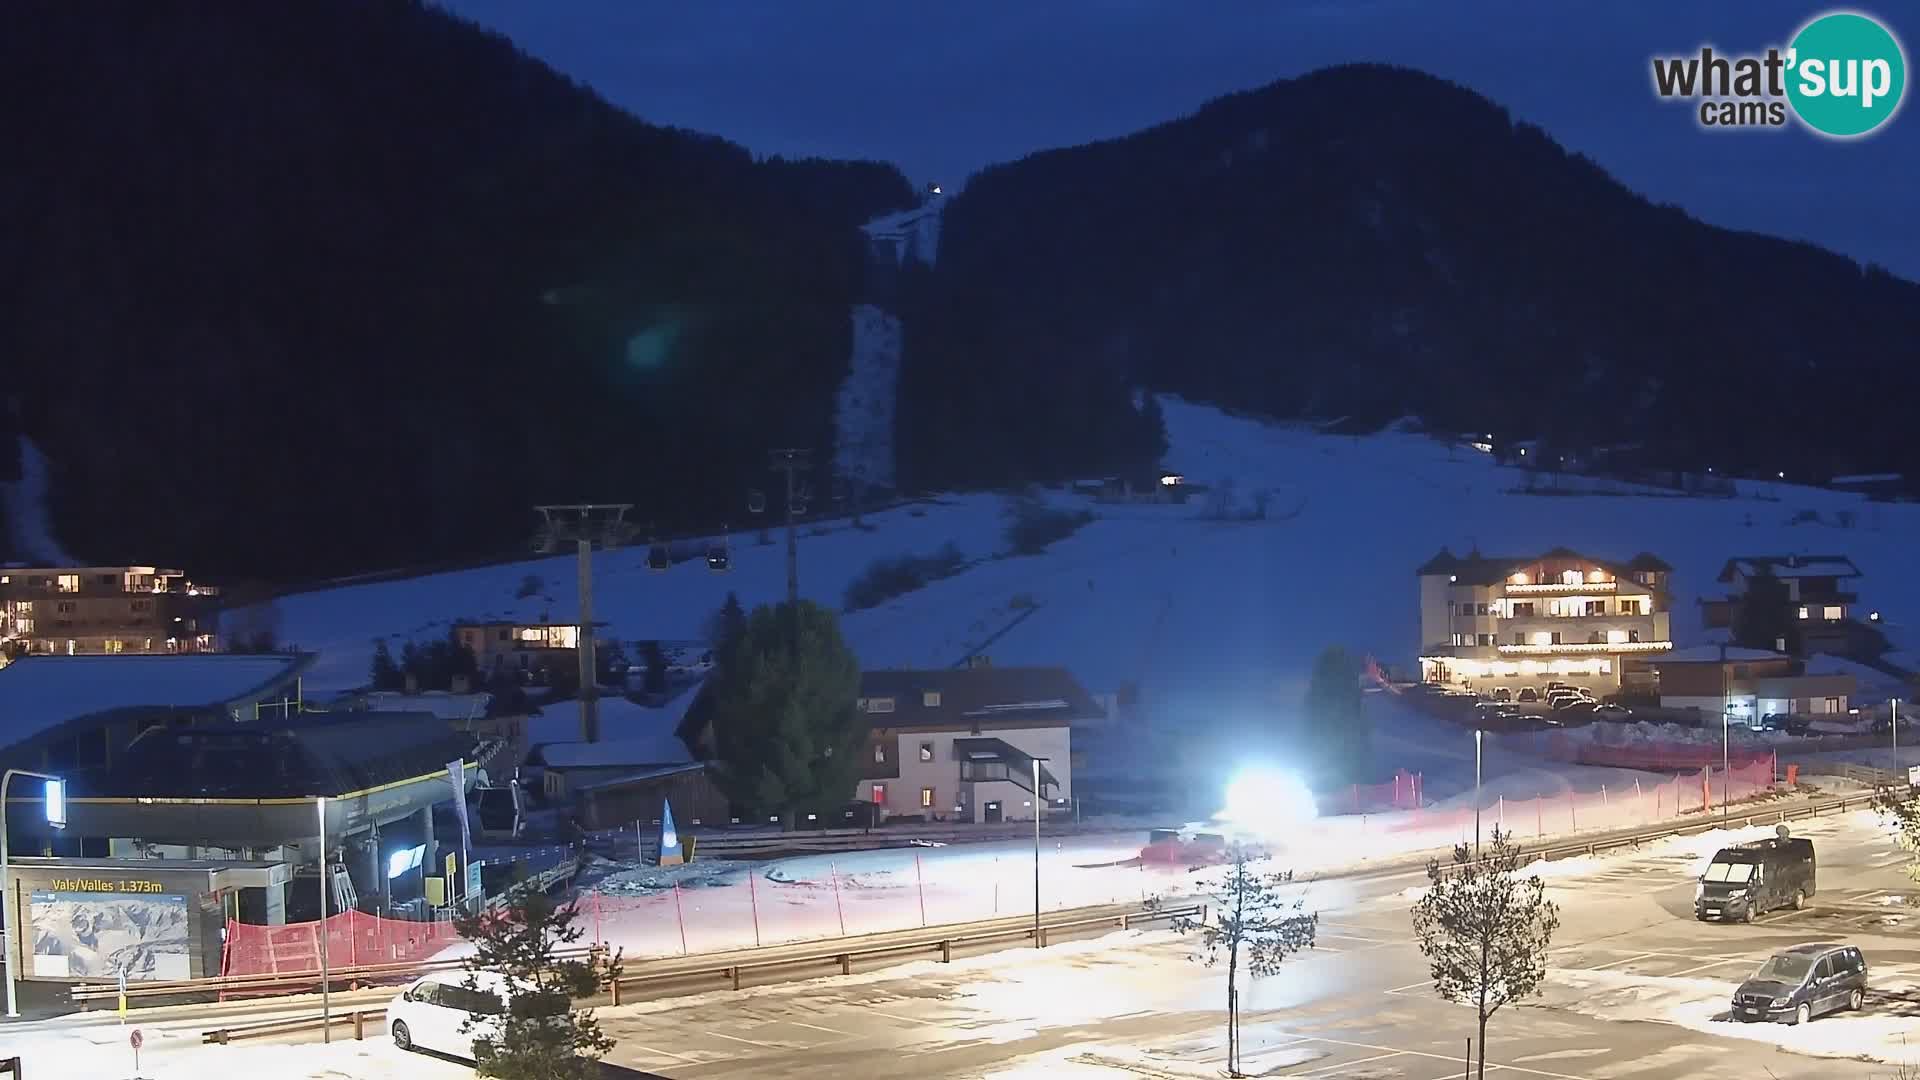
[
  {"left": 1546, "top": 966, "right": 1920, "bottom": 1066},
  {"left": 1560, "top": 719, "right": 1797, "bottom": 749}
]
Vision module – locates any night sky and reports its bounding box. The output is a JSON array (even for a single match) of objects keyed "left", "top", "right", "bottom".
[{"left": 440, "top": 1, "right": 1917, "bottom": 281}]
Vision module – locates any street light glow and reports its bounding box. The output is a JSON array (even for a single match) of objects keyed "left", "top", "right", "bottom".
[{"left": 1220, "top": 765, "right": 1317, "bottom": 837}]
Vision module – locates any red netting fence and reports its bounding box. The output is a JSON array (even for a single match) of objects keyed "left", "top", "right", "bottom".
[{"left": 222, "top": 908, "right": 463, "bottom": 981}]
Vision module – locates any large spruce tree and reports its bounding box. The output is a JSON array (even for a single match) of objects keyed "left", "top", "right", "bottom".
[{"left": 708, "top": 600, "right": 865, "bottom": 829}]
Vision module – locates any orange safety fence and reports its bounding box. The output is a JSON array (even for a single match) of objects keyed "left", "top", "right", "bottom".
[
  {"left": 221, "top": 908, "right": 463, "bottom": 984},
  {"left": 1382, "top": 755, "right": 1779, "bottom": 845}
]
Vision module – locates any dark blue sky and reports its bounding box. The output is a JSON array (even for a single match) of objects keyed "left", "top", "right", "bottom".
[{"left": 441, "top": 1, "right": 1917, "bottom": 280}]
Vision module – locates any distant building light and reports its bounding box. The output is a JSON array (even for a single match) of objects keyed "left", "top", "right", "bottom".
[
  {"left": 1159, "top": 474, "right": 1184, "bottom": 487},
  {"left": 1448, "top": 575, "right": 1457, "bottom": 583},
  {"left": 1778, "top": 471, "right": 1786, "bottom": 479},
  {"left": 1871, "top": 611, "right": 1882, "bottom": 622}
]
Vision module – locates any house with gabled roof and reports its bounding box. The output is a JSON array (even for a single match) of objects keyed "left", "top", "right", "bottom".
[
  {"left": 1702, "top": 554, "right": 1870, "bottom": 658},
  {"left": 856, "top": 663, "right": 1102, "bottom": 824}
]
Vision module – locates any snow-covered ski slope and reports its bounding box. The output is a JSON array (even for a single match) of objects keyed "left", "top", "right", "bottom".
[{"left": 279, "top": 398, "right": 1920, "bottom": 711}]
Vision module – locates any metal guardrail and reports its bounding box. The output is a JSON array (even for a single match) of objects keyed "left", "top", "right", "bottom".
[
  {"left": 194, "top": 900, "right": 1203, "bottom": 1045},
  {"left": 600, "top": 900, "right": 1206, "bottom": 1004},
  {"left": 1520, "top": 790, "right": 1878, "bottom": 866},
  {"left": 72, "top": 944, "right": 597, "bottom": 1006},
  {"left": 203, "top": 1007, "right": 388, "bottom": 1046}
]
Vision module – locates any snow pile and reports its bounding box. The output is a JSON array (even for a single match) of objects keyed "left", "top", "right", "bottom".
[
  {"left": 1560, "top": 719, "right": 1797, "bottom": 749},
  {"left": 1545, "top": 966, "right": 1920, "bottom": 1066}
]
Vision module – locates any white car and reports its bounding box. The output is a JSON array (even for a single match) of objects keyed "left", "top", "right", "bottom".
[{"left": 388, "top": 971, "right": 509, "bottom": 1059}]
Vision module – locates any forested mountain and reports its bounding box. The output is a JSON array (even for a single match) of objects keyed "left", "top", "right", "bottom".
[
  {"left": 5, "top": 14, "right": 1916, "bottom": 587},
  {"left": 901, "top": 64, "right": 1920, "bottom": 492},
  {"left": 0, "top": 0, "right": 911, "bottom": 580}
]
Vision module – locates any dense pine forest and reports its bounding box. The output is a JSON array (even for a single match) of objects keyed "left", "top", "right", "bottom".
[{"left": 4, "top": 10, "right": 1916, "bottom": 582}]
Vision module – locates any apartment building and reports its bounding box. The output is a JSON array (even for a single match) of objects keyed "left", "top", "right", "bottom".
[
  {"left": 0, "top": 566, "right": 219, "bottom": 658},
  {"left": 855, "top": 665, "right": 1101, "bottom": 824},
  {"left": 1416, "top": 547, "right": 1674, "bottom": 694}
]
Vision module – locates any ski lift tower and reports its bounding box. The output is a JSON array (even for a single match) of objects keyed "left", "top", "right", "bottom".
[
  {"left": 531, "top": 503, "right": 634, "bottom": 743},
  {"left": 764, "top": 450, "right": 812, "bottom": 612}
]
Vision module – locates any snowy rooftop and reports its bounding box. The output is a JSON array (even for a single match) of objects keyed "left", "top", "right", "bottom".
[
  {"left": 1720, "top": 555, "right": 1861, "bottom": 581},
  {"left": 354, "top": 691, "right": 492, "bottom": 722},
  {"left": 525, "top": 689, "right": 702, "bottom": 768},
  {"left": 0, "top": 653, "right": 312, "bottom": 749},
  {"left": 533, "top": 737, "right": 694, "bottom": 770}
]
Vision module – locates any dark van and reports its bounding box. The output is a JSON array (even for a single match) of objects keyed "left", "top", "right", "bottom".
[
  {"left": 1732, "top": 943, "right": 1868, "bottom": 1025},
  {"left": 1695, "top": 834, "right": 1815, "bottom": 922}
]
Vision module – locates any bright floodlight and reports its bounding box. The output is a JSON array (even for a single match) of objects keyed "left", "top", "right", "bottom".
[{"left": 1221, "top": 765, "right": 1317, "bottom": 837}]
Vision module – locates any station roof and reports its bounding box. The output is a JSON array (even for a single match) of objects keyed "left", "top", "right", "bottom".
[
  {"left": 87, "top": 711, "right": 476, "bottom": 800},
  {"left": 0, "top": 653, "right": 313, "bottom": 753}
]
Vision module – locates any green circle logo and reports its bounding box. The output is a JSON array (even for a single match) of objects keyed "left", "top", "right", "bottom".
[{"left": 1787, "top": 12, "right": 1907, "bottom": 137}]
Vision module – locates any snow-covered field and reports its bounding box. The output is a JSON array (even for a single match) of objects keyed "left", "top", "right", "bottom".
[{"left": 275, "top": 397, "right": 1920, "bottom": 719}]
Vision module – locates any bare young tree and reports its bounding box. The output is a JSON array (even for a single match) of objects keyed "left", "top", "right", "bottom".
[
  {"left": 1410, "top": 828, "right": 1560, "bottom": 1080},
  {"left": 1872, "top": 783, "right": 1920, "bottom": 882},
  {"left": 1160, "top": 844, "right": 1318, "bottom": 1077}
]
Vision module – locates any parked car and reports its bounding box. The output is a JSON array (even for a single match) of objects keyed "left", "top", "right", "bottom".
[
  {"left": 1696, "top": 834, "right": 1816, "bottom": 922},
  {"left": 1515, "top": 687, "right": 1541, "bottom": 703},
  {"left": 1542, "top": 701, "right": 1606, "bottom": 727},
  {"left": 1732, "top": 943, "right": 1867, "bottom": 1025},
  {"left": 1760, "top": 713, "right": 1813, "bottom": 736},
  {"left": 1470, "top": 702, "right": 1533, "bottom": 731},
  {"left": 390, "top": 972, "right": 510, "bottom": 1060},
  {"left": 1545, "top": 689, "right": 1592, "bottom": 711},
  {"left": 1490, "top": 687, "right": 1513, "bottom": 703}
]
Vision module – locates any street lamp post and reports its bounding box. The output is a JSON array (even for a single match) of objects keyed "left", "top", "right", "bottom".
[
  {"left": 2, "top": 769, "right": 65, "bottom": 1018},
  {"left": 1728, "top": 653, "right": 1743, "bottom": 818},
  {"left": 1474, "top": 729, "right": 1484, "bottom": 858},
  {"left": 1032, "top": 757, "right": 1044, "bottom": 947},
  {"left": 317, "top": 796, "right": 331, "bottom": 1043}
]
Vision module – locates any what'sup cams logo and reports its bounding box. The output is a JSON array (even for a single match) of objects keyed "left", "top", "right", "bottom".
[{"left": 1652, "top": 10, "right": 1906, "bottom": 137}]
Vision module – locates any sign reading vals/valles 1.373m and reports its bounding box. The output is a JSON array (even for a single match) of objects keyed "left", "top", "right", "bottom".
[
  {"left": 47, "top": 878, "right": 168, "bottom": 893},
  {"left": 1651, "top": 9, "right": 1907, "bottom": 137}
]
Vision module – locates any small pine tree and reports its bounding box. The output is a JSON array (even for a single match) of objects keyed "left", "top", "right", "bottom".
[
  {"left": 1158, "top": 845, "right": 1318, "bottom": 1077},
  {"left": 708, "top": 591, "right": 749, "bottom": 663},
  {"left": 1302, "top": 646, "right": 1369, "bottom": 784},
  {"left": 1411, "top": 829, "right": 1561, "bottom": 1080},
  {"left": 1732, "top": 570, "right": 1800, "bottom": 654},
  {"left": 452, "top": 886, "right": 621, "bottom": 1080},
  {"left": 641, "top": 640, "right": 668, "bottom": 694},
  {"left": 370, "top": 639, "right": 403, "bottom": 691}
]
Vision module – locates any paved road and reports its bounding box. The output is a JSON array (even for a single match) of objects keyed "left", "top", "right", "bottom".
[{"left": 573, "top": 809, "right": 1916, "bottom": 1078}]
